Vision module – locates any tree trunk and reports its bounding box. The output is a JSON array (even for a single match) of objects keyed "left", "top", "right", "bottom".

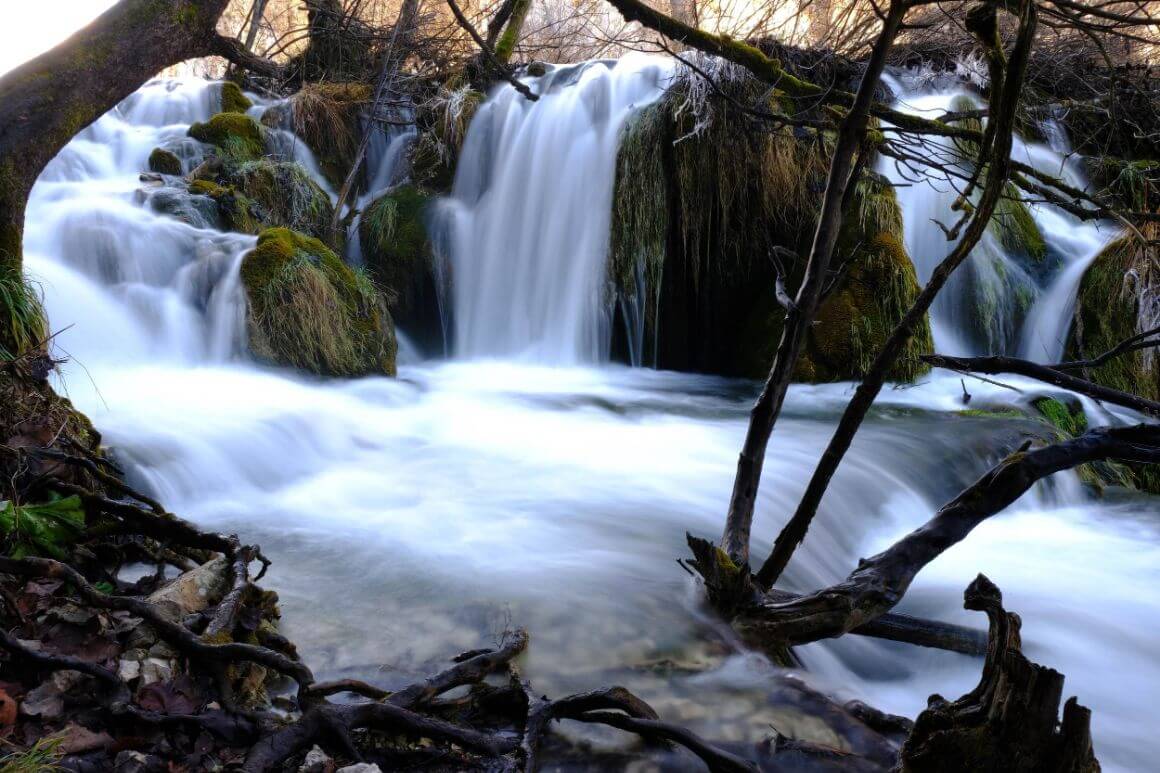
[{"left": 0, "top": 0, "right": 273, "bottom": 351}]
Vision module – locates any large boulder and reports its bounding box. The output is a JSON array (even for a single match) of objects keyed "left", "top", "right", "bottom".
[
  {"left": 359, "top": 185, "right": 444, "bottom": 353},
  {"left": 609, "top": 80, "right": 932, "bottom": 382},
  {"left": 240, "top": 228, "right": 396, "bottom": 377}
]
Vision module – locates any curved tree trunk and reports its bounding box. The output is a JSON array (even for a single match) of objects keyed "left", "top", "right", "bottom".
[{"left": 0, "top": 0, "right": 276, "bottom": 350}]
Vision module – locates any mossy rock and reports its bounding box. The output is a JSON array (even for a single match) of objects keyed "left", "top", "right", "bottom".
[
  {"left": 1065, "top": 236, "right": 1159, "bottom": 494},
  {"left": 1066, "top": 236, "right": 1159, "bottom": 403},
  {"left": 240, "top": 228, "right": 396, "bottom": 378},
  {"left": 188, "top": 112, "right": 266, "bottom": 163},
  {"left": 229, "top": 160, "right": 334, "bottom": 242},
  {"left": 991, "top": 185, "right": 1047, "bottom": 261},
  {"left": 290, "top": 82, "right": 372, "bottom": 189},
  {"left": 220, "top": 81, "right": 253, "bottom": 114},
  {"left": 360, "top": 185, "right": 431, "bottom": 294},
  {"left": 148, "top": 147, "right": 183, "bottom": 176},
  {"left": 188, "top": 161, "right": 335, "bottom": 243},
  {"left": 1031, "top": 395, "right": 1088, "bottom": 437}
]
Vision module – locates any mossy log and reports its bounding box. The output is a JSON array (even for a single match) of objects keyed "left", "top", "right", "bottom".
[{"left": 241, "top": 227, "right": 396, "bottom": 377}]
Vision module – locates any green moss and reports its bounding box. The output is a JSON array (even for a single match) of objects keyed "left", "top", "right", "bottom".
[
  {"left": 230, "top": 160, "right": 334, "bottom": 242},
  {"left": 220, "top": 81, "right": 253, "bottom": 114},
  {"left": 1031, "top": 396, "right": 1088, "bottom": 436},
  {"left": 991, "top": 184, "right": 1047, "bottom": 261},
  {"left": 494, "top": 0, "right": 532, "bottom": 63},
  {"left": 188, "top": 112, "right": 266, "bottom": 162},
  {"left": 957, "top": 408, "right": 1027, "bottom": 419},
  {"left": 1086, "top": 157, "right": 1160, "bottom": 212},
  {"left": 241, "top": 228, "right": 396, "bottom": 377},
  {"left": 148, "top": 147, "right": 183, "bottom": 176},
  {"left": 359, "top": 185, "right": 431, "bottom": 310},
  {"left": 189, "top": 179, "right": 262, "bottom": 234},
  {"left": 1066, "top": 236, "right": 1159, "bottom": 402}
]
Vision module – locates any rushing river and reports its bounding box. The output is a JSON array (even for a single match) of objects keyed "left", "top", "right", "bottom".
[{"left": 22, "top": 68, "right": 1160, "bottom": 771}]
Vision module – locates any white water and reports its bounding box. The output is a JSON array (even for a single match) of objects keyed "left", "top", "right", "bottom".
[
  {"left": 21, "top": 74, "right": 1160, "bottom": 771},
  {"left": 434, "top": 55, "right": 672, "bottom": 363},
  {"left": 880, "top": 73, "right": 1115, "bottom": 360}
]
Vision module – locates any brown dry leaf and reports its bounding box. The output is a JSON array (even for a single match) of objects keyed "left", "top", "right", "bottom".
[
  {"left": 0, "top": 687, "right": 17, "bottom": 728},
  {"left": 136, "top": 678, "right": 200, "bottom": 715}
]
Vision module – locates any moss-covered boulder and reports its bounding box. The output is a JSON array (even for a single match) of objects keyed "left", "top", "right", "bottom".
[
  {"left": 609, "top": 79, "right": 931, "bottom": 382},
  {"left": 359, "top": 185, "right": 444, "bottom": 353},
  {"left": 188, "top": 112, "right": 267, "bottom": 163},
  {"left": 230, "top": 160, "right": 334, "bottom": 240},
  {"left": 148, "top": 147, "right": 183, "bottom": 176},
  {"left": 1066, "top": 236, "right": 1159, "bottom": 402},
  {"left": 220, "top": 81, "right": 253, "bottom": 114},
  {"left": 240, "top": 228, "right": 396, "bottom": 377},
  {"left": 288, "top": 82, "right": 371, "bottom": 189},
  {"left": 187, "top": 160, "right": 334, "bottom": 242},
  {"left": 410, "top": 86, "right": 486, "bottom": 192}
]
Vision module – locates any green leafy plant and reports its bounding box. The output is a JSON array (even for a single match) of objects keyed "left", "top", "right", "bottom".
[{"left": 0, "top": 495, "right": 85, "bottom": 559}]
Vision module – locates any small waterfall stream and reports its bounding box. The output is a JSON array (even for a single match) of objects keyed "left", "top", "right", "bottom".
[
  {"left": 21, "top": 71, "right": 1160, "bottom": 772},
  {"left": 435, "top": 55, "right": 671, "bottom": 362}
]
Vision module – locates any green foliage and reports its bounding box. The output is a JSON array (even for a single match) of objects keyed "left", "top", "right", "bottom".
[
  {"left": 148, "top": 147, "right": 183, "bottom": 176},
  {"left": 220, "top": 81, "right": 253, "bottom": 114},
  {"left": 0, "top": 272, "right": 48, "bottom": 359},
  {"left": 410, "top": 86, "right": 485, "bottom": 192},
  {"left": 1031, "top": 396, "right": 1088, "bottom": 437},
  {"left": 0, "top": 495, "right": 85, "bottom": 559},
  {"left": 241, "top": 228, "right": 396, "bottom": 377},
  {"left": 188, "top": 112, "right": 266, "bottom": 163},
  {"left": 0, "top": 738, "right": 64, "bottom": 773}
]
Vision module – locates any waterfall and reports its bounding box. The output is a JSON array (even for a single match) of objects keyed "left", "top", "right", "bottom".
[
  {"left": 18, "top": 71, "right": 1160, "bottom": 773},
  {"left": 434, "top": 55, "right": 671, "bottom": 363},
  {"left": 880, "top": 71, "right": 1114, "bottom": 359}
]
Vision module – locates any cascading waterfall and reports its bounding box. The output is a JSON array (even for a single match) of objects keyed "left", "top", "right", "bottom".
[
  {"left": 880, "top": 70, "right": 1114, "bottom": 360},
  {"left": 20, "top": 71, "right": 1160, "bottom": 772},
  {"left": 434, "top": 54, "right": 672, "bottom": 363}
]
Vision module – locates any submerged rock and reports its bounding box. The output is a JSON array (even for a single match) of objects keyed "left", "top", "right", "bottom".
[{"left": 241, "top": 228, "right": 397, "bottom": 377}]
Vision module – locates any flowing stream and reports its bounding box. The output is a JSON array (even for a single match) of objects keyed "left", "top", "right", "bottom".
[{"left": 22, "top": 71, "right": 1160, "bottom": 771}]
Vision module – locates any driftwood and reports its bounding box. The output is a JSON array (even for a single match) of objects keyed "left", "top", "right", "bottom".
[
  {"left": 899, "top": 574, "right": 1098, "bottom": 772},
  {"left": 691, "top": 424, "right": 1160, "bottom": 654}
]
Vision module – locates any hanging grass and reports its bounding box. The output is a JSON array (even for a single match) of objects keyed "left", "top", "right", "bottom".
[
  {"left": 0, "top": 272, "right": 48, "bottom": 360},
  {"left": 290, "top": 82, "right": 371, "bottom": 189}
]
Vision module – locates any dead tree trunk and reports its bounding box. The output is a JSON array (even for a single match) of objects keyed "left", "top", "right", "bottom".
[
  {"left": 899, "top": 574, "right": 1099, "bottom": 772},
  {"left": 0, "top": 0, "right": 278, "bottom": 352}
]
